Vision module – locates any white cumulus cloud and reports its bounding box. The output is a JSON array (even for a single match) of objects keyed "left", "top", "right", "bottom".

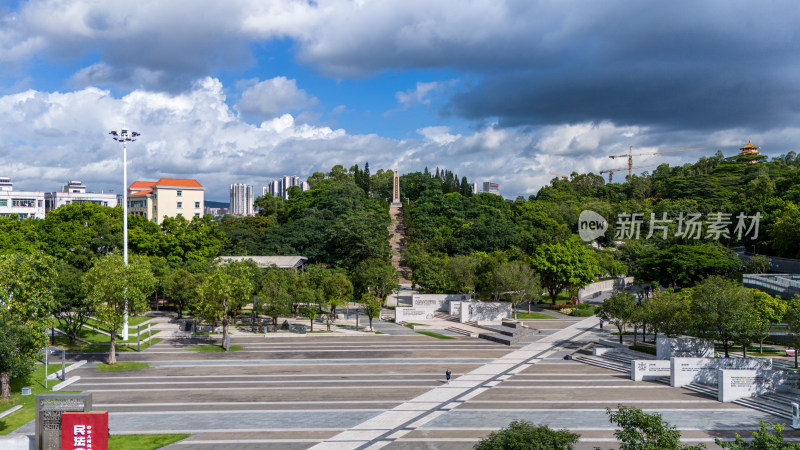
[{"left": 236, "top": 77, "right": 319, "bottom": 121}]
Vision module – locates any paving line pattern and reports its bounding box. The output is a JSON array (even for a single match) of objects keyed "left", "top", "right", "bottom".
[{"left": 310, "top": 316, "right": 602, "bottom": 450}]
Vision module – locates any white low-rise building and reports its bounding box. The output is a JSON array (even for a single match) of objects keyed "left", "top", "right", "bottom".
[
  {"left": 45, "top": 180, "right": 118, "bottom": 213},
  {"left": 0, "top": 177, "right": 45, "bottom": 219}
]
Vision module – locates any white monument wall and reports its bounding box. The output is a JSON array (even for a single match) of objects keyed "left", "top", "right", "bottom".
[
  {"left": 718, "top": 369, "right": 800, "bottom": 402},
  {"left": 449, "top": 301, "right": 462, "bottom": 316},
  {"left": 631, "top": 360, "right": 672, "bottom": 381},
  {"left": 395, "top": 307, "right": 435, "bottom": 322},
  {"left": 670, "top": 357, "right": 772, "bottom": 387},
  {"left": 460, "top": 302, "right": 512, "bottom": 324},
  {"left": 656, "top": 336, "right": 714, "bottom": 360},
  {"left": 412, "top": 294, "right": 470, "bottom": 312}
]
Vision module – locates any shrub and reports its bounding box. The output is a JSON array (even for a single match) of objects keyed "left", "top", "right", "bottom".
[
  {"left": 560, "top": 308, "right": 574, "bottom": 315},
  {"left": 629, "top": 345, "right": 657, "bottom": 355},
  {"left": 550, "top": 304, "right": 573, "bottom": 311},
  {"left": 474, "top": 420, "right": 579, "bottom": 450},
  {"left": 572, "top": 308, "right": 595, "bottom": 317},
  {"left": 576, "top": 303, "right": 594, "bottom": 310}
]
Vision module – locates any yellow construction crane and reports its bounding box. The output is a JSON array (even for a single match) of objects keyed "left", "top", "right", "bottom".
[
  {"left": 548, "top": 171, "right": 568, "bottom": 179},
  {"left": 609, "top": 146, "right": 705, "bottom": 178},
  {"left": 599, "top": 165, "right": 655, "bottom": 183}
]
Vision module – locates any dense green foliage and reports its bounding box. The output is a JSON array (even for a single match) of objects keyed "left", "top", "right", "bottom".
[
  {"left": 602, "top": 277, "right": 792, "bottom": 358},
  {"left": 0, "top": 253, "right": 57, "bottom": 398},
  {"left": 473, "top": 420, "right": 579, "bottom": 450},
  {"left": 607, "top": 405, "right": 706, "bottom": 450},
  {"left": 716, "top": 422, "right": 800, "bottom": 449},
  {"left": 402, "top": 151, "right": 800, "bottom": 297},
  {"left": 219, "top": 165, "right": 392, "bottom": 271}
]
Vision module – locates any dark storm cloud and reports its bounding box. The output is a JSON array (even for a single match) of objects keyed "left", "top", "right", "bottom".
[{"left": 441, "top": 3, "right": 800, "bottom": 129}]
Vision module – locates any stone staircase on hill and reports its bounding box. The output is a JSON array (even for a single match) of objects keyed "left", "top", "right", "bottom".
[
  {"left": 573, "top": 347, "right": 796, "bottom": 422},
  {"left": 389, "top": 206, "right": 412, "bottom": 284}
]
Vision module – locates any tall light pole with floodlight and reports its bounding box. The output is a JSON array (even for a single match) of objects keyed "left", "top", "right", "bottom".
[{"left": 109, "top": 128, "right": 139, "bottom": 341}]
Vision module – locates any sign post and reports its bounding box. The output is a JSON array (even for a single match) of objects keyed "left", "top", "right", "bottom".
[{"left": 35, "top": 393, "right": 92, "bottom": 450}]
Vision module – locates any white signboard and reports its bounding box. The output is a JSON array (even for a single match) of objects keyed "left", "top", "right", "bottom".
[
  {"left": 412, "top": 294, "right": 470, "bottom": 312},
  {"left": 395, "top": 307, "right": 435, "bottom": 322},
  {"left": 656, "top": 336, "right": 714, "bottom": 360},
  {"left": 449, "top": 301, "right": 462, "bottom": 316},
  {"left": 631, "top": 360, "right": 671, "bottom": 381},
  {"left": 460, "top": 302, "right": 511, "bottom": 324},
  {"left": 670, "top": 357, "right": 772, "bottom": 387}
]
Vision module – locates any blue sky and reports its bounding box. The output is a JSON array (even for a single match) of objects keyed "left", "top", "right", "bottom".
[{"left": 1, "top": 1, "right": 799, "bottom": 200}]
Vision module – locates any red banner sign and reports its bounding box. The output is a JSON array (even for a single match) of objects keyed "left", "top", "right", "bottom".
[{"left": 61, "top": 411, "right": 109, "bottom": 450}]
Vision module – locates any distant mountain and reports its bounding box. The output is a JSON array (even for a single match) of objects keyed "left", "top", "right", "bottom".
[{"left": 204, "top": 200, "right": 229, "bottom": 208}]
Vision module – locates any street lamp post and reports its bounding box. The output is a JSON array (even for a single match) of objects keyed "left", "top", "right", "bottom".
[{"left": 109, "top": 128, "right": 139, "bottom": 341}]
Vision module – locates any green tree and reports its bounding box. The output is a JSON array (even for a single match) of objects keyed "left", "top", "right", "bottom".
[
  {"left": 607, "top": 405, "right": 705, "bottom": 450},
  {"left": 254, "top": 193, "right": 283, "bottom": 217},
  {"left": 600, "top": 293, "right": 637, "bottom": 344},
  {"left": 493, "top": 261, "right": 541, "bottom": 318},
  {"left": 531, "top": 239, "right": 602, "bottom": 302},
  {"left": 258, "top": 269, "right": 296, "bottom": 331},
  {"left": 689, "top": 277, "right": 754, "bottom": 358},
  {"left": 641, "top": 290, "right": 692, "bottom": 338},
  {"left": 322, "top": 271, "right": 353, "bottom": 324},
  {"left": 744, "top": 255, "right": 770, "bottom": 274},
  {"left": 361, "top": 292, "right": 383, "bottom": 332},
  {"left": 195, "top": 261, "right": 255, "bottom": 349},
  {"left": 748, "top": 290, "right": 788, "bottom": 354},
  {"left": 716, "top": 421, "right": 800, "bottom": 449},
  {"left": 51, "top": 263, "right": 92, "bottom": 343},
  {"left": 473, "top": 420, "right": 579, "bottom": 450},
  {"left": 85, "top": 254, "right": 156, "bottom": 364},
  {"left": 445, "top": 255, "right": 479, "bottom": 295},
  {"left": 296, "top": 288, "right": 321, "bottom": 332},
  {"left": 163, "top": 268, "right": 198, "bottom": 319},
  {"left": 353, "top": 259, "right": 400, "bottom": 303},
  {"left": 0, "top": 253, "right": 57, "bottom": 398},
  {"left": 39, "top": 203, "right": 122, "bottom": 270},
  {"left": 631, "top": 244, "right": 740, "bottom": 288}
]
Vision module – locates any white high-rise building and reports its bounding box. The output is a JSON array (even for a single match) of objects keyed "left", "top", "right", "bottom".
[
  {"left": 263, "top": 176, "right": 310, "bottom": 200},
  {"left": 230, "top": 184, "right": 254, "bottom": 216}
]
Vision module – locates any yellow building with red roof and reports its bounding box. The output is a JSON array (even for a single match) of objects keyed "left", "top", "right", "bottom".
[{"left": 128, "top": 178, "right": 204, "bottom": 224}]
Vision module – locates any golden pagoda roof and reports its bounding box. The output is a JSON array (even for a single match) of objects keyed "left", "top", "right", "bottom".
[{"left": 739, "top": 140, "right": 760, "bottom": 150}]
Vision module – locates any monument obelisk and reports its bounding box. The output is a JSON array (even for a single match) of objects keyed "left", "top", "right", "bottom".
[{"left": 391, "top": 169, "right": 402, "bottom": 206}]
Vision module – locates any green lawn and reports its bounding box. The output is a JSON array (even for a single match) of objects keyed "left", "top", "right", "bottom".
[
  {"left": 55, "top": 320, "right": 160, "bottom": 345},
  {"left": 82, "top": 316, "right": 151, "bottom": 334},
  {"left": 187, "top": 344, "right": 245, "bottom": 352},
  {"left": 108, "top": 434, "right": 190, "bottom": 449},
  {"left": 416, "top": 331, "right": 456, "bottom": 340},
  {"left": 404, "top": 322, "right": 425, "bottom": 329},
  {"left": 0, "top": 364, "right": 76, "bottom": 435},
  {"left": 53, "top": 337, "right": 163, "bottom": 354},
  {"left": 96, "top": 362, "right": 152, "bottom": 372},
  {"left": 515, "top": 312, "right": 556, "bottom": 319}
]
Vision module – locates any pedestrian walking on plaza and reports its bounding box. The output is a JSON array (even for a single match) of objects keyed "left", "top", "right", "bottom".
[
  {"left": 599, "top": 318, "right": 604, "bottom": 329},
  {"left": 445, "top": 368, "right": 451, "bottom": 384}
]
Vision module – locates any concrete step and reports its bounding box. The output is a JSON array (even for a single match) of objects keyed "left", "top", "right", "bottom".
[{"left": 573, "top": 355, "right": 630, "bottom": 373}]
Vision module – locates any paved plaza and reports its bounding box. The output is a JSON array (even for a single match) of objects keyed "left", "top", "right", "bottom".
[{"left": 12, "top": 316, "right": 800, "bottom": 449}]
